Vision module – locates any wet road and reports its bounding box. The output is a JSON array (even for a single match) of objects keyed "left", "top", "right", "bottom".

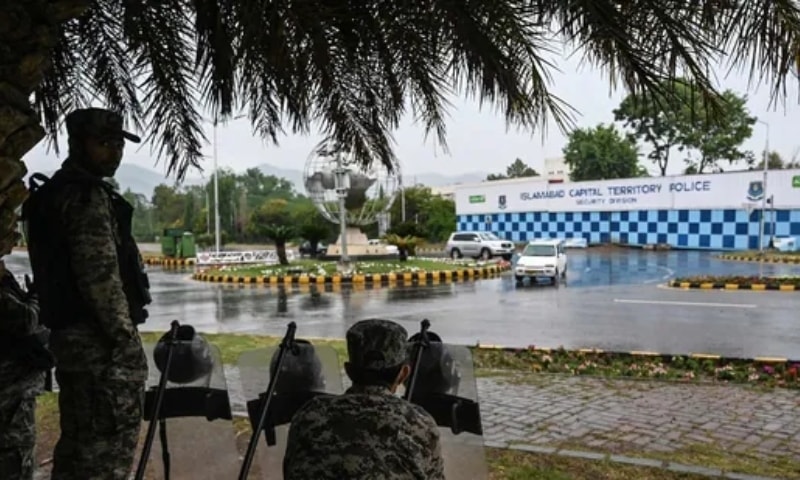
[{"left": 6, "top": 249, "right": 800, "bottom": 359}]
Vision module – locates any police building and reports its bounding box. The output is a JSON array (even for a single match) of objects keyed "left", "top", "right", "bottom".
[{"left": 454, "top": 169, "right": 800, "bottom": 250}]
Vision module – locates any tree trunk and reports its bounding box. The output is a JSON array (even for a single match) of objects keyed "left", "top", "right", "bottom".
[
  {"left": 0, "top": 1, "right": 92, "bottom": 270},
  {"left": 276, "top": 241, "right": 288, "bottom": 265}
]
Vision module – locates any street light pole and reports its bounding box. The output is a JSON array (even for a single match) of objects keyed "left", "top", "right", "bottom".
[
  {"left": 757, "top": 120, "right": 770, "bottom": 254},
  {"left": 334, "top": 154, "right": 350, "bottom": 263},
  {"left": 213, "top": 120, "right": 220, "bottom": 254},
  {"left": 400, "top": 176, "right": 406, "bottom": 223},
  {"left": 210, "top": 114, "right": 246, "bottom": 255}
]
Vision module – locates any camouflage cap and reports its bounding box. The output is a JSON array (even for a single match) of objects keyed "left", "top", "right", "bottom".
[
  {"left": 65, "top": 108, "right": 141, "bottom": 143},
  {"left": 346, "top": 319, "right": 409, "bottom": 370}
]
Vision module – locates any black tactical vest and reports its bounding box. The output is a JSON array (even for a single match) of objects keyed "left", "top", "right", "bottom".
[{"left": 21, "top": 169, "right": 151, "bottom": 330}]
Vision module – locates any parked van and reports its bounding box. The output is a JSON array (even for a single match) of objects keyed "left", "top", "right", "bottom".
[{"left": 514, "top": 239, "right": 567, "bottom": 284}]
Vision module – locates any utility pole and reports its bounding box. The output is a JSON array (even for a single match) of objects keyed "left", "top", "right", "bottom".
[{"left": 757, "top": 120, "right": 769, "bottom": 254}]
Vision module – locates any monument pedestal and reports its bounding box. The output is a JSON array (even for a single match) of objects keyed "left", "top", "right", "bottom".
[{"left": 326, "top": 227, "right": 395, "bottom": 257}]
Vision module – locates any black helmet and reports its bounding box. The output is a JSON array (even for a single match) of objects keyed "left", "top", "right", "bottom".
[
  {"left": 154, "top": 325, "right": 214, "bottom": 384},
  {"left": 269, "top": 339, "right": 326, "bottom": 394},
  {"left": 405, "top": 331, "right": 459, "bottom": 394}
]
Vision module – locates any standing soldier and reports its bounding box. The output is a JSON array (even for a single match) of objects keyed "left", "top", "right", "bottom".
[
  {"left": 0, "top": 263, "right": 52, "bottom": 480},
  {"left": 22, "top": 108, "right": 152, "bottom": 480}
]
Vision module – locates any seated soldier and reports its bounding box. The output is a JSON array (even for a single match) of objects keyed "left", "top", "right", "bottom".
[{"left": 282, "top": 319, "right": 445, "bottom": 480}]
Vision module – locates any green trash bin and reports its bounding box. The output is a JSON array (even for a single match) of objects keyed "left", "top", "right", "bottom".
[
  {"left": 161, "top": 228, "right": 186, "bottom": 257},
  {"left": 180, "top": 232, "right": 196, "bottom": 258}
]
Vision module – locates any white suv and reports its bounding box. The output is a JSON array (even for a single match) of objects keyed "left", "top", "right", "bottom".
[
  {"left": 514, "top": 239, "right": 567, "bottom": 284},
  {"left": 445, "top": 231, "right": 515, "bottom": 260}
]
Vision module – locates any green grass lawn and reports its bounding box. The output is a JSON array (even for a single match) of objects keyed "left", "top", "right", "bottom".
[
  {"left": 201, "top": 257, "right": 497, "bottom": 277},
  {"left": 137, "top": 332, "right": 800, "bottom": 389}
]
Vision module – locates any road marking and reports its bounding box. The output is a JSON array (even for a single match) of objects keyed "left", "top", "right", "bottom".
[{"left": 613, "top": 298, "right": 757, "bottom": 309}]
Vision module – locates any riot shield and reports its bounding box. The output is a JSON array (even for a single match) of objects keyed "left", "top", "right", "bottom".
[
  {"left": 138, "top": 324, "right": 241, "bottom": 480},
  {"left": 237, "top": 338, "right": 345, "bottom": 479},
  {"left": 405, "top": 326, "right": 489, "bottom": 480}
]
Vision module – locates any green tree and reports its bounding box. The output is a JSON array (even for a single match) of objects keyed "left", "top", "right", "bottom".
[
  {"left": 751, "top": 150, "right": 797, "bottom": 170},
  {"left": 675, "top": 89, "right": 756, "bottom": 173},
  {"left": 290, "top": 202, "right": 336, "bottom": 258},
  {"left": 2, "top": 2, "right": 798, "bottom": 259},
  {"left": 486, "top": 158, "right": 539, "bottom": 181},
  {"left": 615, "top": 80, "right": 756, "bottom": 175},
  {"left": 122, "top": 189, "right": 155, "bottom": 241},
  {"left": 563, "top": 124, "right": 645, "bottom": 181},
  {"left": 248, "top": 199, "right": 294, "bottom": 264},
  {"left": 421, "top": 196, "right": 457, "bottom": 243},
  {"left": 387, "top": 186, "right": 455, "bottom": 242},
  {"left": 614, "top": 80, "right": 684, "bottom": 176},
  {"left": 151, "top": 184, "right": 187, "bottom": 229}
]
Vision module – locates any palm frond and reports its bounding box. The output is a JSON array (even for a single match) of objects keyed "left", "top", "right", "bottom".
[
  {"left": 121, "top": 0, "right": 206, "bottom": 180},
  {"left": 30, "top": 0, "right": 800, "bottom": 182}
]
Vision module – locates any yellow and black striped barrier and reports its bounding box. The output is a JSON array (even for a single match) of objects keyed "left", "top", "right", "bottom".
[
  {"left": 717, "top": 253, "right": 800, "bottom": 264},
  {"left": 193, "top": 264, "right": 509, "bottom": 286},
  {"left": 216, "top": 282, "right": 392, "bottom": 294},
  {"left": 144, "top": 256, "right": 196, "bottom": 267},
  {"left": 668, "top": 280, "right": 798, "bottom": 292}
]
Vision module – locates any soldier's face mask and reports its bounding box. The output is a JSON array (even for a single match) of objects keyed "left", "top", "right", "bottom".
[{"left": 84, "top": 136, "right": 125, "bottom": 177}]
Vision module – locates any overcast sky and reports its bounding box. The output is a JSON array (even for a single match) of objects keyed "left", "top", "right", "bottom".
[{"left": 22, "top": 50, "right": 800, "bottom": 181}]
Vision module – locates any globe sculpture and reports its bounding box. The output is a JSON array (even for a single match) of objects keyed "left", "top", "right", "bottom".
[{"left": 303, "top": 144, "right": 401, "bottom": 262}]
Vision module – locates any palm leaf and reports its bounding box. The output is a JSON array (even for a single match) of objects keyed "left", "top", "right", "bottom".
[{"left": 27, "top": 0, "right": 800, "bottom": 183}]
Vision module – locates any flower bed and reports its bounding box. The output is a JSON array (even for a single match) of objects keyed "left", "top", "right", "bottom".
[
  {"left": 199, "top": 257, "right": 509, "bottom": 278},
  {"left": 473, "top": 347, "right": 800, "bottom": 389},
  {"left": 670, "top": 275, "right": 800, "bottom": 289}
]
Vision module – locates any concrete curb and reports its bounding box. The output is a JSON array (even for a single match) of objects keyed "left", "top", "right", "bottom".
[
  {"left": 668, "top": 280, "right": 798, "bottom": 292},
  {"left": 144, "top": 256, "right": 195, "bottom": 267},
  {"left": 487, "top": 441, "right": 783, "bottom": 480},
  {"left": 718, "top": 254, "right": 800, "bottom": 264},
  {"left": 192, "top": 264, "right": 509, "bottom": 285}
]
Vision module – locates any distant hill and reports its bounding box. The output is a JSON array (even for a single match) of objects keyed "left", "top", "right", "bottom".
[
  {"left": 27, "top": 162, "right": 490, "bottom": 196},
  {"left": 255, "top": 163, "right": 488, "bottom": 191},
  {"left": 24, "top": 163, "right": 205, "bottom": 197}
]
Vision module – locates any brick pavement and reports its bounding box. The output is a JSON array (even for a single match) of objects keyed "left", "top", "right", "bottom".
[
  {"left": 34, "top": 368, "right": 800, "bottom": 479},
  {"left": 476, "top": 372, "right": 800, "bottom": 466}
]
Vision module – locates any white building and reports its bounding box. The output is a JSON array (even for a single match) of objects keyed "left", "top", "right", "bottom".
[
  {"left": 429, "top": 185, "right": 455, "bottom": 200},
  {"left": 544, "top": 156, "right": 571, "bottom": 182}
]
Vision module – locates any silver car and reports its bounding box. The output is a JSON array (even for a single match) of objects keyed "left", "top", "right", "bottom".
[{"left": 445, "top": 231, "right": 514, "bottom": 260}]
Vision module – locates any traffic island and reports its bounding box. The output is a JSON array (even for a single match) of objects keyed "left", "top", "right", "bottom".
[
  {"left": 717, "top": 251, "right": 800, "bottom": 264},
  {"left": 668, "top": 275, "right": 800, "bottom": 292},
  {"left": 192, "top": 258, "right": 511, "bottom": 286}
]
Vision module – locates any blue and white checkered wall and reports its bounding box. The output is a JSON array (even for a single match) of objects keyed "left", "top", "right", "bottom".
[{"left": 456, "top": 209, "right": 800, "bottom": 250}]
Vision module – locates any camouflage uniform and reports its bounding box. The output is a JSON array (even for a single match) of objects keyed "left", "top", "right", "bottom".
[
  {"left": 24, "top": 109, "right": 148, "bottom": 480},
  {"left": 0, "top": 265, "right": 51, "bottom": 480},
  {"left": 283, "top": 319, "right": 446, "bottom": 480}
]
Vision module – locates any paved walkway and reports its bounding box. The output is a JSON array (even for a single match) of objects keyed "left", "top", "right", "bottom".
[
  {"left": 477, "top": 372, "right": 800, "bottom": 473},
  {"left": 35, "top": 370, "right": 800, "bottom": 479}
]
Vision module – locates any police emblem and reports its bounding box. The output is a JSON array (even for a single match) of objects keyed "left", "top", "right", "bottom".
[
  {"left": 747, "top": 181, "right": 764, "bottom": 202},
  {"left": 498, "top": 194, "right": 507, "bottom": 210}
]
